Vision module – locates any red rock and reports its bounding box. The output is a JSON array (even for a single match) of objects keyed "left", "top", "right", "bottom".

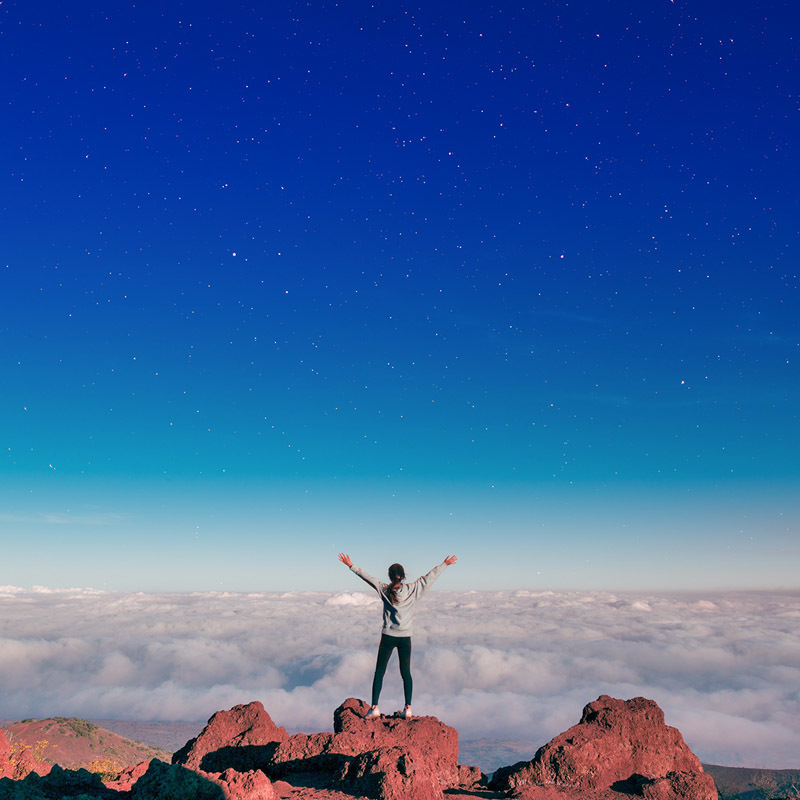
[
  {"left": 103, "top": 757, "right": 275, "bottom": 800},
  {"left": 512, "top": 788, "right": 577, "bottom": 799},
  {"left": 331, "top": 698, "right": 460, "bottom": 788},
  {"left": 338, "top": 744, "right": 443, "bottom": 800},
  {"left": 173, "top": 702, "right": 288, "bottom": 772},
  {"left": 254, "top": 698, "right": 462, "bottom": 798},
  {"left": 105, "top": 759, "right": 150, "bottom": 792},
  {"left": 457, "top": 763, "right": 485, "bottom": 789},
  {"left": 641, "top": 770, "right": 719, "bottom": 800},
  {"left": 491, "top": 695, "right": 716, "bottom": 800},
  {"left": 266, "top": 731, "right": 348, "bottom": 779},
  {"left": 269, "top": 732, "right": 335, "bottom": 763},
  {"left": 130, "top": 759, "right": 224, "bottom": 799},
  {"left": 0, "top": 695, "right": 723, "bottom": 800},
  {"left": 209, "top": 767, "right": 275, "bottom": 800}
]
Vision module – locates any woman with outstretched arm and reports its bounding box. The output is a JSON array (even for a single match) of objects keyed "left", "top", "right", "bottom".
[{"left": 338, "top": 552, "right": 458, "bottom": 719}]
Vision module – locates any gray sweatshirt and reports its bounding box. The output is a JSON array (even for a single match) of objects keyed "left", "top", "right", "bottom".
[{"left": 350, "top": 562, "right": 447, "bottom": 637}]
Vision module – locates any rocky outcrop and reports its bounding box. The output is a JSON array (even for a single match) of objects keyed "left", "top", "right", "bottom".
[
  {"left": 207, "top": 767, "right": 275, "bottom": 800},
  {"left": 186, "top": 698, "right": 466, "bottom": 800},
  {"left": 338, "top": 745, "right": 443, "bottom": 800},
  {"left": 457, "top": 763, "right": 484, "bottom": 789},
  {"left": 0, "top": 695, "right": 717, "bottom": 800},
  {"left": 0, "top": 765, "right": 115, "bottom": 798},
  {"left": 104, "top": 759, "right": 150, "bottom": 792},
  {"left": 110, "top": 759, "right": 274, "bottom": 800},
  {"left": 173, "top": 702, "right": 288, "bottom": 772},
  {"left": 332, "top": 698, "right": 460, "bottom": 787},
  {"left": 129, "top": 760, "right": 224, "bottom": 799},
  {"left": 0, "top": 752, "right": 273, "bottom": 800},
  {"left": 326, "top": 699, "right": 460, "bottom": 799},
  {"left": 491, "top": 695, "right": 716, "bottom": 800}
]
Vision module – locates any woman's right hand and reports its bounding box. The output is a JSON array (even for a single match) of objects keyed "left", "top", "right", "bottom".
[
  {"left": 338, "top": 553, "right": 353, "bottom": 567},
  {"left": 444, "top": 555, "right": 458, "bottom": 565}
]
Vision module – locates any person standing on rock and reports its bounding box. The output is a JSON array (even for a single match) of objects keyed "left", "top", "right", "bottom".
[{"left": 338, "top": 553, "right": 457, "bottom": 720}]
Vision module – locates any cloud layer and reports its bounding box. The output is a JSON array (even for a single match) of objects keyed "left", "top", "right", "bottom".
[{"left": 1, "top": 586, "right": 798, "bottom": 769}]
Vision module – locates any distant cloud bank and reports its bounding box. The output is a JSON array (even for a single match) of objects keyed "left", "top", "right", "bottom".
[{"left": 0, "top": 587, "right": 797, "bottom": 768}]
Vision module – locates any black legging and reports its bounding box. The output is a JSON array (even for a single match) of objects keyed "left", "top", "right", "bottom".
[{"left": 371, "top": 634, "right": 412, "bottom": 707}]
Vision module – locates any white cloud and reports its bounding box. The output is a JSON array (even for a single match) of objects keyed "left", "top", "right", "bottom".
[
  {"left": 325, "top": 592, "right": 380, "bottom": 607},
  {"left": 0, "top": 588, "right": 797, "bottom": 769}
]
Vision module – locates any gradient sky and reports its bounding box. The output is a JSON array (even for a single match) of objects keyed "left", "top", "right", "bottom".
[{"left": 2, "top": 1, "right": 798, "bottom": 591}]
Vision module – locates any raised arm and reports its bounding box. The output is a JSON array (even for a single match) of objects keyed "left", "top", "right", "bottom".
[
  {"left": 338, "top": 553, "right": 383, "bottom": 594},
  {"left": 410, "top": 555, "right": 457, "bottom": 599}
]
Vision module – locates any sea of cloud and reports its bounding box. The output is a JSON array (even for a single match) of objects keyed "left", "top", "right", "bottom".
[{"left": 0, "top": 586, "right": 798, "bottom": 769}]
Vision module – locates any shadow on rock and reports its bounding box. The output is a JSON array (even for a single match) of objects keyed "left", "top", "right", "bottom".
[
  {"left": 173, "top": 702, "right": 287, "bottom": 772},
  {"left": 197, "top": 743, "right": 280, "bottom": 774},
  {"left": 0, "top": 765, "right": 119, "bottom": 799},
  {"left": 610, "top": 773, "right": 653, "bottom": 794},
  {"left": 130, "top": 760, "right": 225, "bottom": 799}
]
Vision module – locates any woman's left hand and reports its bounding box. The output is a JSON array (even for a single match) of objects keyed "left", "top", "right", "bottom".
[
  {"left": 444, "top": 555, "right": 458, "bottom": 565},
  {"left": 338, "top": 553, "right": 353, "bottom": 567}
]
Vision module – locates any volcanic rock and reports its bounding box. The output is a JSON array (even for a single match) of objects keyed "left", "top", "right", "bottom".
[
  {"left": 490, "top": 695, "right": 716, "bottom": 800},
  {"left": 255, "top": 698, "right": 469, "bottom": 800},
  {"left": 640, "top": 770, "right": 721, "bottom": 800},
  {"left": 457, "top": 763, "right": 485, "bottom": 789},
  {"left": 0, "top": 765, "right": 114, "bottom": 799},
  {"left": 129, "top": 759, "right": 224, "bottom": 799},
  {"left": 104, "top": 759, "right": 150, "bottom": 792},
  {"left": 173, "top": 702, "right": 288, "bottom": 772},
  {"left": 105, "top": 758, "right": 275, "bottom": 800},
  {"left": 0, "top": 695, "right": 720, "bottom": 800},
  {"left": 208, "top": 768, "right": 275, "bottom": 800},
  {"left": 509, "top": 789, "right": 575, "bottom": 799},
  {"left": 266, "top": 731, "right": 346, "bottom": 778},
  {"left": 200, "top": 697, "right": 465, "bottom": 798},
  {"left": 338, "top": 744, "right": 442, "bottom": 800},
  {"left": 331, "top": 698, "right": 460, "bottom": 788}
]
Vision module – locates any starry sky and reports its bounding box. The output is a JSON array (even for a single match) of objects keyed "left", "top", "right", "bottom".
[{"left": 2, "top": 1, "right": 798, "bottom": 591}]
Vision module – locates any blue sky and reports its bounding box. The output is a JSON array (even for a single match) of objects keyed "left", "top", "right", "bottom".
[{"left": 1, "top": 0, "right": 797, "bottom": 590}]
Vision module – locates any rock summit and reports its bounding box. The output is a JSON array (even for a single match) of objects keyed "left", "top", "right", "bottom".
[{"left": 491, "top": 694, "right": 717, "bottom": 800}]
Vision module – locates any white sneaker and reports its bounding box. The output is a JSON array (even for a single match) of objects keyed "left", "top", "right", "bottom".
[
  {"left": 401, "top": 705, "right": 412, "bottom": 719},
  {"left": 365, "top": 705, "right": 381, "bottom": 719}
]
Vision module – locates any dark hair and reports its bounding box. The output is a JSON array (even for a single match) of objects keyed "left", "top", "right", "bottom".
[{"left": 386, "top": 563, "right": 405, "bottom": 605}]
